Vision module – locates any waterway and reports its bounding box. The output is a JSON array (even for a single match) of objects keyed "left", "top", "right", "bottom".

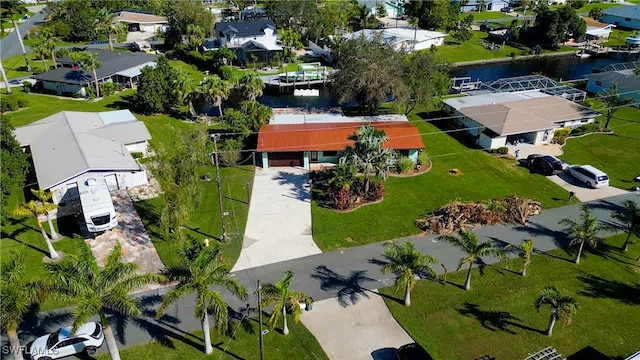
[{"left": 255, "top": 56, "right": 620, "bottom": 109}]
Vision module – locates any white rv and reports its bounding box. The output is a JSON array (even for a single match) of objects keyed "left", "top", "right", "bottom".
[{"left": 79, "top": 177, "right": 118, "bottom": 232}]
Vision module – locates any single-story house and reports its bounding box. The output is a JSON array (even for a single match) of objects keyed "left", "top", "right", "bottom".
[
  {"left": 602, "top": 5, "right": 640, "bottom": 30},
  {"left": 32, "top": 50, "right": 157, "bottom": 96},
  {"left": 257, "top": 112, "right": 424, "bottom": 169},
  {"left": 585, "top": 70, "right": 640, "bottom": 105},
  {"left": 586, "top": 24, "right": 615, "bottom": 39},
  {"left": 114, "top": 10, "right": 169, "bottom": 33},
  {"left": 344, "top": 28, "right": 448, "bottom": 52},
  {"left": 14, "top": 110, "right": 151, "bottom": 204},
  {"left": 459, "top": 0, "right": 508, "bottom": 12},
  {"left": 444, "top": 93, "right": 599, "bottom": 149},
  {"left": 209, "top": 19, "right": 282, "bottom": 61}
]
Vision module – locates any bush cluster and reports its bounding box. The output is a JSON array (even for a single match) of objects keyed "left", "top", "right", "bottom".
[
  {"left": 570, "top": 123, "right": 600, "bottom": 136},
  {"left": 1, "top": 96, "right": 29, "bottom": 113},
  {"left": 311, "top": 164, "right": 385, "bottom": 211},
  {"left": 490, "top": 146, "right": 509, "bottom": 155},
  {"left": 553, "top": 128, "right": 572, "bottom": 144},
  {"left": 396, "top": 156, "right": 415, "bottom": 173}
]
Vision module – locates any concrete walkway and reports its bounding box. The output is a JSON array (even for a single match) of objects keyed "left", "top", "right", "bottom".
[
  {"left": 232, "top": 167, "right": 322, "bottom": 272},
  {"left": 302, "top": 293, "right": 413, "bottom": 360}
]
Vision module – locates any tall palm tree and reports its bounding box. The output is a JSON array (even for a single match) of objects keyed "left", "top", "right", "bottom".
[
  {"left": 71, "top": 51, "right": 102, "bottom": 98},
  {"left": 506, "top": 239, "right": 535, "bottom": 276},
  {"left": 32, "top": 41, "right": 49, "bottom": 73},
  {"left": 381, "top": 241, "right": 436, "bottom": 306},
  {"left": 601, "top": 85, "right": 633, "bottom": 129},
  {"left": 341, "top": 124, "right": 395, "bottom": 194},
  {"left": 172, "top": 71, "right": 197, "bottom": 116},
  {"left": 35, "top": 27, "right": 57, "bottom": 69},
  {"left": 30, "top": 189, "right": 59, "bottom": 241},
  {"left": 13, "top": 199, "right": 59, "bottom": 260},
  {"left": 534, "top": 286, "right": 579, "bottom": 336},
  {"left": 260, "top": 270, "right": 311, "bottom": 335},
  {"left": 238, "top": 71, "right": 265, "bottom": 101},
  {"left": 612, "top": 200, "right": 640, "bottom": 252},
  {"left": 0, "top": 60, "right": 12, "bottom": 94},
  {"left": 198, "top": 75, "right": 230, "bottom": 117},
  {"left": 1, "top": 251, "right": 46, "bottom": 360},
  {"left": 437, "top": 231, "right": 506, "bottom": 290},
  {"left": 46, "top": 242, "right": 165, "bottom": 360},
  {"left": 559, "top": 205, "right": 611, "bottom": 264},
  {"left": 186, "top": 24, "right": 206, "bottom": 51},
  {"left": 4, "top": 0, "right": 31, "bottom": 71},
  {"left": 156, "top": 238, "right": 247, "bottom": 354},
  {"left": 96, "top": 8, "right": 119, "bottom": 52}
]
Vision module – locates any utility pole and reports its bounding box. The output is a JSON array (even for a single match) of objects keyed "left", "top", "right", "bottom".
[
  {"left": 257, "top": 280, "right": 265, "bottom": 360},
  {"left": 212, "top": 134, "right": 227, "bottom": 242}
]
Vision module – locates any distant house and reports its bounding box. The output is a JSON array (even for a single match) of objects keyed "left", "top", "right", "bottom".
[
  {"left": 602, "top": 5, "right": 640, "bottom": 30},
  {"left": 114, "top": 10, "right": 169, "bottom": 40},
  {"left": 209, "top": 19, "right": 283, "bottom": 62},
  {"left": 344, "top": 28, "right": 448, "bottom": 52},
  {"left": 585, "top": 70, "right": 640, "bottom": 105},
  {"left": 257, "top": 111, "right": 424, "bottom": 169},
  {"left": 32, "top": 50, "right": 157, "bottom": 97},
  {"left": 373, "top": 1, "right": 405, "bottom": 18},
  {"left": 443, "top": 93, "right": 599, "bottom": 149},
  {"left": 14, "top": 110, "right": 151, "bottom": 204},
  {"left": 459, "top": 0, "right": 508, "bottom": 12}
]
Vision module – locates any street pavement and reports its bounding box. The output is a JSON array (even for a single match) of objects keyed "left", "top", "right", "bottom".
[
  {"left": 0, "top": 7, "right": 47, "bottom": 60},
  {"left": 2, "top": 192, "right": 638, "bottom": 358}
]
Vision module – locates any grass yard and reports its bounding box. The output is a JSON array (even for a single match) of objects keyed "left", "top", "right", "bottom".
[
  {"left": 311, "top": 112, "right": 575, "bottom": 251},
  {"left": 3, "top": 52, "right": 55, "bottom": 79},
  {"left": 560, "top": 107, "right": 640, "bottom": 189},
  {"left": 469, "top": 11, "right": 515, "bottom": 21},
  {"left": 435, "top": 31, "right": 522, "bottom": 63},
  {"left": 381, "top": 234, "right": 640, "bottom": 360},
  {"left": 605, "top": 28, "right": 637, "bottom": 47},
  {"left": 94, "top": 315, "right": 328, "bottom": 360}
]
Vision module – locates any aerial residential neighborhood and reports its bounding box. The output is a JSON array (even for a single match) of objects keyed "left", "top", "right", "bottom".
[{"left": 0, "top": 1, "right": 639, "bottom": 360}]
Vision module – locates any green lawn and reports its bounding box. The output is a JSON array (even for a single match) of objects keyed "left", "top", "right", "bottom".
[
  {"left": 95, "top": 315, "right": 328, "bottom": 360},
  {"left": 605, "top": 28, "right": 636, "bottom": 47},
  {"left": 3, "top": 52, "right": 55, "bottom": 79},
  {"left": 311, "top": 112, "right": 575, "bottom": 251},
  {"left": 469, "top": 11, "right": 515, "bottom": 21},
  {"left": 560, "top": 107, "right": 640, "bottom": 189},
  {"left": 381, "top": 234, "right": 640, "bottom": 360},
  {"left": 435, "top": 31, "right": 522, "bottom": 63}
]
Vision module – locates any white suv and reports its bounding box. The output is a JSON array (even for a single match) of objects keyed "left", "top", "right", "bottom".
[{"left": 26, "top": 322, "right": 104, "bottom": 360}]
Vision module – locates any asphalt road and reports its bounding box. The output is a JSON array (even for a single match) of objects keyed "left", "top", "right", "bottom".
[
  {"left": 0, "top": 7, "right": 48, "bottom": 60},
  {"left": 1, "top": 192, "right": 637, "bottom": 358}
]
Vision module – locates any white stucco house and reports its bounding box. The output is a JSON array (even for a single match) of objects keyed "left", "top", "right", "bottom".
[
  {"left": 14, "top": 110, "right": 152, "bottom": 204},
  {"left": 113, "top": 10, "right": 169, "bottom": 38},
  {"left": 444, "top": 92, "right": 599, "bottom": 149},
  {"left": 208, "top": 19, "right": 283, "bottom": 61},
  {"left": 459, "top": 0, "right": 509, "bottom": 12},
  {"left": 344, "top": 27, "right": 448, "bottom": 52}
]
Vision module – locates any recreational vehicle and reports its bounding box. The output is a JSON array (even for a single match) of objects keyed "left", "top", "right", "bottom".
[{"left": 79, "top": 177, "right": 118, "bottom": 232}]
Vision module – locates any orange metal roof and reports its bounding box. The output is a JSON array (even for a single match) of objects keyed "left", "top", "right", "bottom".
[{"left": 257, "top": 122, "right": 425, "bottom": 152}]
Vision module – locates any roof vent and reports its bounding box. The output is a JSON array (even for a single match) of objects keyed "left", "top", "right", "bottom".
[{"left": 86, "top": 178, "right": 97, "bottom": 186}]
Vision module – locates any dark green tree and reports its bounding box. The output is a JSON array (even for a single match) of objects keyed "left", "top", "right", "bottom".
[
  {"left": 453, "top": 13, "right": 474, "bottom": 43},
  {"left": 405, "top": 0, "right": 453, "bottom": 31},
  {"left": 1, "top": 117, "right": 28, "bottom": 217},
  {"left": 264, "top": 0, "right": 316, "bottom": 30},
  {"left": 132, "top": 57, "right": 178, "bottom": 114},
  {"left": 398, "top": 51, "right": 450, "bottom": 114},
  {"left": 588, "top": 7, "right": 604, "bottom": 21},
  {"left": 165, "top": 0, "right": 214, "bottom": 48}
]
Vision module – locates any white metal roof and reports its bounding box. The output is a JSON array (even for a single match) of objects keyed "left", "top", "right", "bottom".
[
  {"left": 114, "top": 61, "right": 156, "bottom": 78},
  {"left": 271, "top": 112, "right": 409, "bottom": 125},
  {"left": 345, "top": 28, "right": 448, "bottom": 45},
  {"left": 443, "top": 91, "right": 551, "bottom": 110}
]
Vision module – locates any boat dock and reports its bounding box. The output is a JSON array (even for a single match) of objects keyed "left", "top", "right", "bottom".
[
  {"left": 583, "top": 45, "right": 640, "bottom": 58},
  {"left": 260, "top": 63, "right": 336, "bottom": 93},
  {"left": 450, "top": 77, "right": 483, "bottom": 92}
]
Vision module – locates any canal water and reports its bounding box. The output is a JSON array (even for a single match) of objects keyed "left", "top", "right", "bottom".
[{"left": 254, "top": 56, "right": 620, "bottom": 109}]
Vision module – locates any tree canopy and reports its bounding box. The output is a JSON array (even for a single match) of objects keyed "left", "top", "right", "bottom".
[
  {"left": 522, "top": 4, "right": 586, "bottom": 49},
  {"left": 1, "top": 117, "right": 28, "bottom": 217},
  {"left": 132, "top": 57, "right": 178, "bottom": 114}
]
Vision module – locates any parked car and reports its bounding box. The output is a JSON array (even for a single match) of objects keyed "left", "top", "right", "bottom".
[
  {"left": 501, "top": 7, "right": 512, "bottom": 12},
  {"left": 26, "top": 322, "right": 104, "bottom": 360},
  {"left": 526, "top": 154, "right": 564, "bottom": 175},
  {"left": 396, "top": 343, "right": 434, "bottom": 360},
  {"left": 566, "top": 165, "right": 609, "bottom": 188}
]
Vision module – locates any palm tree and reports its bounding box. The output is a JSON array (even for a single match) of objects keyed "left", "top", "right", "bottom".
[
  {"left": 71, "top": 51, "right": 102, "bottom": 98},
  {"left": 534, "top": 286, "right": 579, "bottom": 336},
  {"left": 437, "top": 231, "right": 506, "bottom": 290},
  {"left": 341, "top": 124, "right": 395, "bottom": 194},
  {"left": 601, "top": 85, "right": 633, "bottom": 129},
  {"left": 35, "top": 27, "right": 57, "bottom": 68},
  {"left": 198, "top": 75, "right": 230, "bottom": 117},
  {"left": 13, "top": 198, "right": 59, "bottom": 260},
  {"left": 238, "top": 71, "right": 265, "bottom": 101},
  {"left": 30, "top": 189, "right": 59, "bottom": 241},
  {"left": 381, "top": 241, "right": 436, "bottom": 306},
  {"left": 506, "top": 239, "right": 535, "bottom": 276},
  {"left": 186, "top": 24, "right": 206, "bottom": 51},
  {"left": 260, "top": 270, "right": 311, "bottom": 335},
  {"left": 4, "top": 0, "right": 31, "bottom": 71},
  {"left": 477, "top": 0, "right": 486, "bottom": 12},
  {"left": 32, "top": 41, "right": 49, "bottom": 73},
  {"left": 156, "top": 238, "right": 247, "bottom": 354},
  {"left": 1, "top": 251, "right": 46, "bottom": 360},
  {"left": 172, "top": 71, "right": 197, "bottom": 116},
  {"left": 559, "top": 205, "right": 611, "bottom": 264},
  {"left": 46, "top": 242, "right": 165, "bottom": 360},
  {"left": 96, "top": 8, "right": 119, "bottom": 52},
  {"left": 612, "top": 200, "right": 640, "bottom": 252},
  {"left": 0, "top": 60, "right": 12, "bottom": 94}
]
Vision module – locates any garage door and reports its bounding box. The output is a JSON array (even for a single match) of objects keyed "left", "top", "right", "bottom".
[{"left": 268, "top": 152, "right": 303, "bottom": 167}]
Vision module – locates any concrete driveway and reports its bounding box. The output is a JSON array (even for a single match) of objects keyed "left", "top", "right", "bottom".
[
  {"left": 547, "top": 171, "right": 628, "bottom": 202},
  {"left": 301, "top": 292, "right": 414, "bottom": 360},
  {"left": 232, "top": 167, "right": 322, "bottom": 272}
]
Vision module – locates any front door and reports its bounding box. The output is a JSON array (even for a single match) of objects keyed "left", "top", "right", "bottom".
[{"left": 310, "top": 151, "right": 318, "bottom": 162}]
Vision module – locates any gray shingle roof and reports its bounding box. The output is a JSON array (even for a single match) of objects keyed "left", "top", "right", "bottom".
[
  {"left": 14, "top": 110, "right": 151, "bottom": 189},
  {"left": 603, "top": 5, "right": 640, "bottom": 20},
  {"left": 214, "top": 19, "right": 276, "bottom": 37},
  {"left": 32, "top": 50, "right": 157, "bottom": 85}
]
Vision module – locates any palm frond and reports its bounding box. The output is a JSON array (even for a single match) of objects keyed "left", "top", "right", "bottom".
[
  {"left": 156, "top": 284, "right": 194, "bottom": 318},
  {"left": 205, "top": 290, "right": 230, "bottom": 334},
  {"left": 71, "top": 296, "right": 101, "bottom": 333}
]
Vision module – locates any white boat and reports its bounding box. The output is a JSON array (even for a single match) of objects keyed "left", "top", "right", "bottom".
[
  {"left": 576, "top": 49, "right": 591, "bottom": 58},
  {"left": 293, "top": 89, "right": 320, "bottom": 97},
  {"left": 626, "top": 33, "right": 640, "bottom": 46}
]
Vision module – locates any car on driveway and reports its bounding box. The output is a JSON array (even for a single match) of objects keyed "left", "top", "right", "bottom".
[
  {"left": 396, "top": 343, "right": 434, "bottom": 360},
  {"left": 566, "top": 165, "right": 609, "bottom": 188},
  {"left": 526, "top": 154, "right": 564, "bottom": 175},
  {"left": 26, "top": 322, "right": 104, "bottom": 360}
]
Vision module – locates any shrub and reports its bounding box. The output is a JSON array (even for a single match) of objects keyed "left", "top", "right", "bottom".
[
  {"left": 219, "top": 137, "right": 244, "bottom": 167},
  {"left": 496, "top": 146, "right": 509, "bottom": 155},
  {"left": 570, "top": 0, "right": 585, "bottom": 9},
  {"left": 130, "top": 151, "right": 144, "bottom": 159},
  {"left": 366, "top": 180, "right": 384, "bottom": 201},
  {"left": 553, "top": 128, "right": 572, "bottom": 144},
  {"left": 16, "top": 97, "right": 29, "bottom": 108},
  {"left": 571, "top": 122, "right": 600, "bottom": 135},
  {"left": 328, "top": 186, "right": 352, "bottom": 210},
  {"left": 219, "top": 65, "right": 235, "bottom": 81},
  {"left": 22, "top": 81, "right": 31, "bottom": 93},
  {"left": 100, "top": 82, "right": 118, "bottom": 97},
  {"left": 396, "top": 156, "right": 414, "bottom": 173},
  {"left": 1, "top": 96, "right": 20, "bottom": 112}
]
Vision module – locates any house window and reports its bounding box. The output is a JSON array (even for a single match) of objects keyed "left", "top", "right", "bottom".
[
  {"left": 322, "top": 151, "right": 338, "bottom": 157},
  {"left": 595, "top": 80, "right": 602, "bottom": 86},
  {"left": 310, "top": 151, "right": 318, "bottom": 161}
]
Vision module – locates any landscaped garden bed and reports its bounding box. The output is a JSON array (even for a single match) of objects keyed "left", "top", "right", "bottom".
[{"left": 310, "top": 164, "right": 385, "bottom": 211}]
